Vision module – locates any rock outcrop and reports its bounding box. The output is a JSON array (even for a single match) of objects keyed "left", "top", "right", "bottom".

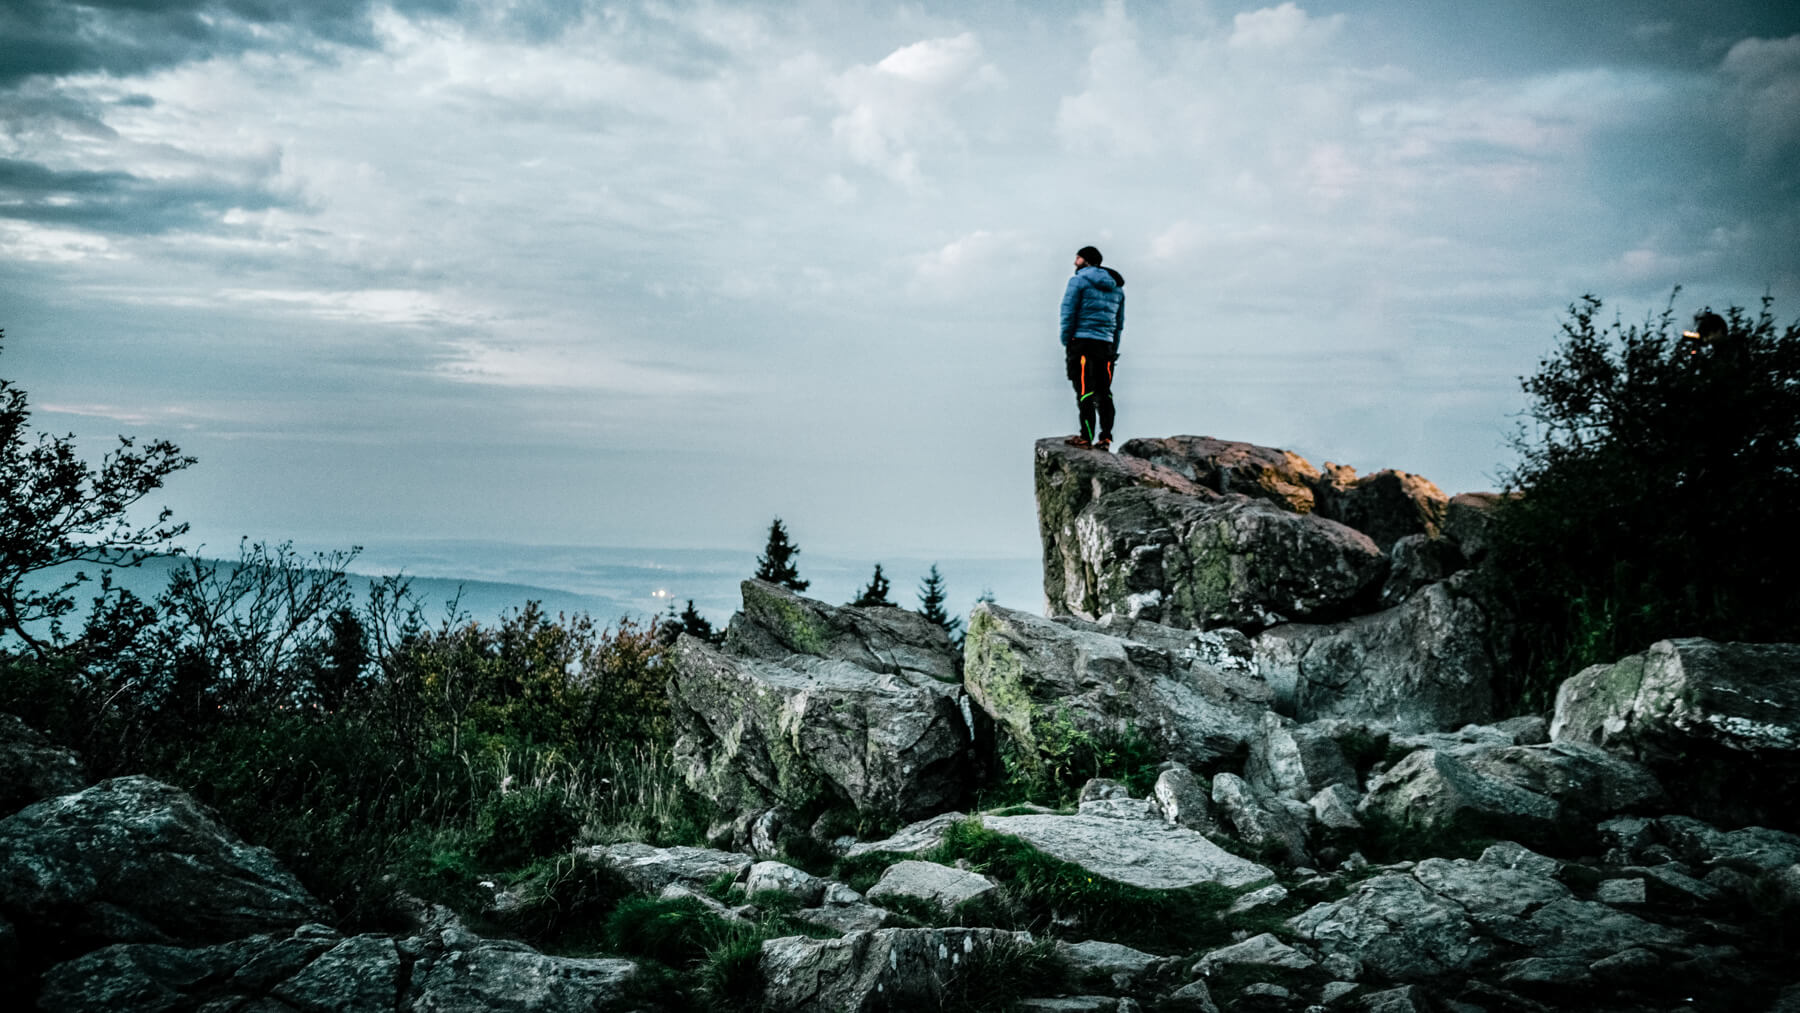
[
  {"left": 1035, "top": 434, "right": 1507, "bottom": 733},
  {"left": 760, "top": 927, "right": 1037, "bottom": 1012},
  {"left": 1358, "top": 740, "right": 1665, "bottom": 850},
  {"left": 1036, "top": 438, "right": 1388, "bottom": 629},
  {"left": 977, "top": 810, "right": 1274, "bottom": 891},
  {"left": 667, "top": 580, "right": 973, "bottom": 838},
  {"left": 0, "top": 776, "right": 327, "bottom": 968},
  {"left": 1551, "top": 638, "right": 1800, "bottom": 829},
  {"left": 963, "top": 602, "right": 1271, "bottom": 768},
  {"left": 1251, "top": 575, "right": 1501, "bottom": 731},
  {"left": 35, "top": 922, "right": 648, "bottom": 1013}
]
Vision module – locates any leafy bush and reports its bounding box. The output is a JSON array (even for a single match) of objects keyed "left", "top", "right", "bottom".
[
  {"left": 474, "top": 787, "right": 581, "bottom": 869},
  {"left": 1485, "top": 292, "right": 1800, "bottom": 709},
  {"left": 989, "top": 707, "right": 1162, "bottom": 808}
]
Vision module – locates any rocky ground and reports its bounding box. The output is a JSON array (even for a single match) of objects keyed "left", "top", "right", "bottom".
[{"left": 1, "top": 435, "right": 1796, "bottom": 1012}]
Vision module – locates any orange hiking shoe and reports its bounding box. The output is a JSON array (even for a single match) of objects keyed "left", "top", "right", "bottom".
[{"left": 1066, "top": 435, "right": 1093, "bottom": 449}]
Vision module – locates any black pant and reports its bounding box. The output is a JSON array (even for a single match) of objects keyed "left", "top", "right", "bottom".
[{"left": 1066, "top": 340, "right": 1116, "bottom": 442}]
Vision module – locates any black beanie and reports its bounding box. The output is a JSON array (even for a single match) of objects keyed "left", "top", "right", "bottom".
[{"left": 1077, "top": 246, "right": 1103, "bottom": 266}]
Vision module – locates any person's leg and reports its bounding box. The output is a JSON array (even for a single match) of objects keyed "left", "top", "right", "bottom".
[
  {"left": 1069, "top": 347, "right": 1098, "bottom": 443},
  {"left": 1095, "top": 355, "right": 1116, "bottom": 443}
]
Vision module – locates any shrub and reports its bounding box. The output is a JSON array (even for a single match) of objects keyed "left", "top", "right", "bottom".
[{"left": 1486, "top": 292, "right": 1800, "bottom": 710}]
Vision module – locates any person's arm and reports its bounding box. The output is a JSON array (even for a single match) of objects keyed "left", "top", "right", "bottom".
[
  {"left": 1060, "top": 276, "right": 1083, "bottom": 346},
  {"left": 1112, "top": 291, "right": 1124, "bottom": 355}
]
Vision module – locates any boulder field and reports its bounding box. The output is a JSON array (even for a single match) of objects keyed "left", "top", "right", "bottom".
[{"left": 3, "top": 434, "right": 1797, "bottom": 1011}]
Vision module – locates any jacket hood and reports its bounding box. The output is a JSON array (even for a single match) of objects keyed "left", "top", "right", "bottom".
[{"left": 1078, "top": 264, "right": 1123, "bottom": 290}]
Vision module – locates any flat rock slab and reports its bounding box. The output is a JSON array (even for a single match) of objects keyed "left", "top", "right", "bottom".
[
  {"left": 761, "top": 927, "right": 1034, "bottom": 1012},
  {"left": 867, "top": 860, "right": 995, "bottom": 911},
  {"left": 979, "top": 812, "right": 1273, "bottom": 890},
  {"left": 585, "top": 843, "right": 751, "bottom": 894},
  {"left": 843, "top": 811, "right": 966, "bottom": 860}
]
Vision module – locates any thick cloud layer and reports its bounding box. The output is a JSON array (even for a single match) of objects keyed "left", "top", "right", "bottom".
[{"left": 4, "top": 0, "right": 1796, "bottom": 562}]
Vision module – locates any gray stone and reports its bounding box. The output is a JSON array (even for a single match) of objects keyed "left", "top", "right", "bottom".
[
  {"left": 1036, "top": 437, "right": 1387, "bottom": 630},
  {"left": 1477, "top": 842, "right": 1559, "bottom": 878},
  {"left": 1167, "top": 978, "right": 1222, "bottom": 1013},
  {"left": 657, "top": 883, "right": 751, "bottom": 924},
  {"left": 1321, "top": 981, "right": 1360, "bottom": 1004},
  {"left": 1153, "top": 764, "right": 1221, "bottom": 834},
  {"left": 268, "top": 934, "right": 399, "bottom": 1012},
  {"left": 0, "top": 713, "right": 86, "bottom": 817},
  {"left": 1309, "top": 784, "right": 1363, "bottom": 833},
  {"left": 980, "top": 810, "right": 1274, "bottom": 890},
  {"left": 1597, "top": 878, "right": 1647, "bottom": 905},
  {"left": 1212, "top": 773, "right": 1311, "bottom": 865},
  {"left": 1253, "top": 577, "right": 1501, "bottom": 732},
  {"left": 1081, "top": 778, "right": 1132, "bottom": 802},
  {"left": 759, "top": 927, "right": 1035, "bottom": 1012},
  {"left": 1442, "top": 492, "right": 1504, "bottom": 560},
  {"left": 866, "top": 860, "right": 996, "bottom": 913},
  {"left": 1193, "top": 932, "right": 1318, "bottom": 976},
  {"left": 1241, "top": 982, "right": 1293, "bottom": 999},
  {"left": 1378, "top": 534, "right": 1466, "bottom": 607},
  {"left": 1120, "top": 435, "right": 1325, "bottom": 513},
  {"left": 0, "top": 776, "right": 325, "bottom": 957},
  {"left": 1057, "top": 938, "right": 1161, "bottom": 989},
  {"left": 1227, "top": 883, "right": 1291, "bottom": 916},
  {"left": 1350, "top": 984, "right": 1434, "bottom": 1013},
  {"left": 791, "top": 902, "right": 893, "bottom": 934},
  {"left": 1286, "top": 874, "right": 1491, "bottom": 980},
  {"left": 1078, "top": 796, "right": 1160, "bottom": 820},
  {"left": 666, "top": 582, "right": 972, "bottom": 827},
  {"left": 1246, "top": 713, "right": 1358, "bottom": 802},
  {"left": 1357, "top": 741, "right": 1662, "bottom": 849},
  {"left": 669, "top": 580, "right": 972, "bottom": 828},
  {"left": 1653, "top": 815, "right": 1800, "bottom": 874},
  {"left": 409, "top": 940, "right": 642, "bottom": 1012},
  {"left": 584, "top": 842, "right": 751, "bottom": 895},
  {"left": 1311, "top": 463, "right": 1449, "bottom": 551},
  {"left": 843, "top": 811, "right": 966, "bottom": 860},
  {"left": 745, "top": 861, "right": 826, "bottom": 906},
  {"left": 1016, "top": 998, "right": 1132, "bottom": 1013},
  {"left": 1550, "top": 638, "right": 1800, "bottom": 828},
  {"left": 965, "top": 603, "right": 1270, "bottom": 771}
]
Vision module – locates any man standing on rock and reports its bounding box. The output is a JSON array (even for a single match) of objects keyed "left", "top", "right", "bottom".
[{"left": 1060, "top": 245, "right": 1125, "bottom": 450}]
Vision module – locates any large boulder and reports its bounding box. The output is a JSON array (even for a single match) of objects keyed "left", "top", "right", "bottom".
[
  {"left": 1252, "top": 575, "right": 1500, "bottom": 731},
  {"left": 1312, "top": 463, "right": 1448, "bottom": 551},
  {"left": 977, "top": 810, "right": 1273, "bottom": 891},
  {"left": 1287, "top": 846, "right": 1689, "bottom": 991},
  {"left": 1550, "top": 638, "right": 1800, "bottom": 829},
  {"left": 36, "top": 922, "right": 647, "bottom": 1013},
  {"left": 760, "top": 927, "right": 1038, "bottom": 1012},
  {"left": 0, "top": 714, "right": 86, "bottom": 817},
  {"left": 963, "top": 603, "right": 1271, "bottom": 768},
  {"left": 1036, "top": 438, "right": 1387, "bottom": 630},
  {"left": 1117, "top": 436, "right": 1324, "bottom": 513},
  {"left": 1358, "top": 741, "right": 1664, "bottom": 850},
  {"left": 668, "top": 581, "right": 973, "bottom": 831},
  {"left": 0, "top": 776, "right": 326, "bottom": 966}
]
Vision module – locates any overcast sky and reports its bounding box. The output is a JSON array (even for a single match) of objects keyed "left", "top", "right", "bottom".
[{"left": 4, "top": 0, "right": 1797, "bottom": 562}]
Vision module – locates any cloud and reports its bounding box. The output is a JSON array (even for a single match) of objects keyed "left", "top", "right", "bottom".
[
  {"left": 1722, "top": 34, "right": 1800, "bottom": 162},
  {"left": 830, "top": 32, "right": 1000, "bottom": 185},
  {"left": 1229, "top": 3, "right": 1343, "bottom": 50},
  {"left": 436, "top": 339, "right": 721, "bottom": 396},
  {"left": 0, "top": 155, "right": 299, "bottom": 233}
]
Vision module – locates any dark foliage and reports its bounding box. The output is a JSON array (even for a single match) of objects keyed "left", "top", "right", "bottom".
[
  {"left": 849, "top": 562, "right": 893, "bottom": 607},
  {"left": 752, "top": 517, "right": 808, "bottom": 591},
  {"left": 0, "top": 332, "right": 194, "bottom": 658},
  {"left": 917, "top": 563, "right": 963, "bottom": 646},
  {"left": 1485, "top": 292, "right": 1800, "bottom": 710}
]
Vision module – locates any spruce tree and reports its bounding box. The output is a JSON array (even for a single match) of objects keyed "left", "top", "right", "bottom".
[
  {"left": 917, "top": 564, "right": 963, "bottom": 643},
  {"left": 753, "top": 517, "right": 809, "bottom": 591},
  {"left": 850, "top": 563, "right": 894, "bottom": 607},
  {"left": 679, "top": 599, "right": 722, "bottom": 646}
]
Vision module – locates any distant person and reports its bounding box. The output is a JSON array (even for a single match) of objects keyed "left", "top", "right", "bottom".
[{"left": 1060, "top": 245, "right": 1125, "bottom": 450}]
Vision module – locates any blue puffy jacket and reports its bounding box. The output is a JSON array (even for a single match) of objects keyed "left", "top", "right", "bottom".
[{"left": 1060, "top": 265, "right": 1125, "bottom": 349}]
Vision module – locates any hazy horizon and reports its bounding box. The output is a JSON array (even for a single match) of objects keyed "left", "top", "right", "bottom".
[{"left": 6, "top": 0, "right": 1797, "bottom": 559}]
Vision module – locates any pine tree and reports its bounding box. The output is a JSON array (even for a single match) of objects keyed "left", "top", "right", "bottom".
[
  {"left": 679, "top": 599, "right": 722, "bottom": 646},
  {"left": 753, "top": 517, "right": 809, "bottom": 591},
  {"left": 917, "top": 564, "right": 963, "bottom": 643},
  {"left": 850, "top": 563, "right": 894, "bottom": 607}
]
